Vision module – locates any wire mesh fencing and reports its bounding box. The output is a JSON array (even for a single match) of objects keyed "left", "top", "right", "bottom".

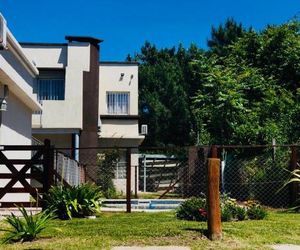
[
  {"left": 50, "top": 145, "right": 299, "bottom": 208},
  {"left": 137, "top": 147, "right": 212, "bottom": 199},
  {"left": 217, "top": 145, "right": 292, "bottom": 207}
]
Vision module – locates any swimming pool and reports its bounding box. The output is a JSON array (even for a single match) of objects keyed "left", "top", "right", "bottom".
[{"left": 101, "top": 199, "right": 184, "bottom": 211}]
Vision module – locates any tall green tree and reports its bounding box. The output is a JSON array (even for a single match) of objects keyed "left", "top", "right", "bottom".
[
  {"left": 131, "top": 19, "right": 300, "bottom": 147},
  {"left": 207, "top": 18, "right": 247, "bottom": 56},
  {"left": 192, "top": 56, "right": 294, "bottom": 145},
  {"left": 136, "top": 42, "right": 192, "bottom": 146}
]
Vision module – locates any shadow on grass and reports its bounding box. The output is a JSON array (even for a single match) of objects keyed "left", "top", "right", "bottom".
[{"left": 183, "top": 227, "right": 208, "bottom": 238}]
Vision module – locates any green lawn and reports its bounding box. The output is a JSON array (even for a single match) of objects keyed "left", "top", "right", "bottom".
[{"left": 0, "top": 211, "right": 299, "bottom": 249}]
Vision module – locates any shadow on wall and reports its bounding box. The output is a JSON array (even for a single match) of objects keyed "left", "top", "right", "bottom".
[{"left": 1, "top": 93, "right": 32, "bottom": 142}]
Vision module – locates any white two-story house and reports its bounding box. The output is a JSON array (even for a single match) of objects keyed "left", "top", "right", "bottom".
[{"left": 20, "top": 36, "right": 144, "bottom": 192}]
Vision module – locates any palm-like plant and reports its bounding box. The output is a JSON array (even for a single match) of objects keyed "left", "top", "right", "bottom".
[
  {"left": 45, "top": 183, "right": 102, "bottom": 219},
  {"left": 287, "top": 169, "right": 300, "bottom": 185},
  {"left": 77, "top": 183, "right": 102, "bottom": 216},
  {"left": 280, "top": 168, "right": 300, "bottom": 209},
  {"left": 1, "top": 206, "right": 53, "bottom": 243},
  {"left": 45, "top": 185, "right": 79, "bottom": 219}
]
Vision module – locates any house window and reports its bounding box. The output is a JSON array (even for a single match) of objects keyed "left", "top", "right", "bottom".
[
  {"left": 115, "top": 161, "right": 127, "bottom": 179},
  {"left": 107, "top": 92, "right": 129, "bottom": 115},
  {"left": 35, "top": 69, "right": 65, "bottom": 101}
]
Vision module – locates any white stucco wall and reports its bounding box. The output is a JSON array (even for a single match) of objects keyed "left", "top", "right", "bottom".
[
  {"left": 99, "top": 63, "right": 143, "bottom": 141},
  {"left": 99, "top": 64, "right": 138, "bottom": 115},
  {"left": 21, "top": 45, "right": 67, "bottom": 68},
  {"left": 25, "top": 43, "right": 91, "bottom": 129},
  {"left": 0, "top": 92, "right": 31, "bottom": 202},
  {"left": 0, "top": 92, "right": 32, "bottom": 145},
  {"left": 0, "top": 50, "right": 40, "bottom": 111},
  {"left": 0, "top": 26, "right": 40, "bottom": 203},
  {"left": 100, "top": 119, "right": 141, "bottom": 139},
  {"left": 113, "top": 151, "right": 138, "bottom": 194}
]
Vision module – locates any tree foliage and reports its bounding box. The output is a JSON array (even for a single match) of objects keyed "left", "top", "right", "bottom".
[{"left": 132, "top": 19, "right": 300, "bottom": 146}]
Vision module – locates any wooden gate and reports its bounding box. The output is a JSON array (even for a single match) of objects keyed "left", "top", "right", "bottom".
[{"left": 0, "top": 139, "right": 54, "bottom": 208}]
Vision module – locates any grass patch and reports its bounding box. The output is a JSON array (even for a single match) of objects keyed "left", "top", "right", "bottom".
[{"left": 0, "top": 211, "right": 299, "bottom": 249}]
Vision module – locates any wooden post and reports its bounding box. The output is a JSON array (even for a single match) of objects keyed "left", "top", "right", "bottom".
[
  {"left": 43, "top": 139, "right": 54, "bottom": 209},
  {"left": 211, "top": 145, "right": 218, "bottom": 158},
  {"left": 126, "top": 148, "right": 131, "bottom": 213},
  {"left": 135, "top": 165, "right": 138, "bottom": 198},
  {"left": 207, "top": 146, "right": 222, "bottom": 240},
  {"left": 290, "top": 146, "right": 299, "bottom": 205}
]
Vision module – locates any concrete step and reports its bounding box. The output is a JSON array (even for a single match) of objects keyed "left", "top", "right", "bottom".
[{"left": 0, "top": 207, "right": 42, "bottom": 218}]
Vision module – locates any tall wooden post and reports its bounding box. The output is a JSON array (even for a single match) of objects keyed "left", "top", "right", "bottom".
[
  {"left": 126, "top": 148, "right": 132, "bottom": 213},
  {"left": 43, "top": 139, "right": 54, "bottom": 209},
  {"left": 290, "top": 146, "right": 299, "bottom": 205},
  {"left": 135, "top": 165, "right": 138, "bottom": 198},
  {"left": 207, "top": 146, "right": 222, "bottom": 240}
]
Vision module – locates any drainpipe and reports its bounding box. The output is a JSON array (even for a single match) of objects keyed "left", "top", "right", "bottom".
[{"left": 74, "top": 133, "right": 80, "bottom": 161}]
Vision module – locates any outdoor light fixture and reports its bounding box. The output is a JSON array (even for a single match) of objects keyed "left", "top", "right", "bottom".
[
  {"left": 0, "top": 98, "right": 7, "bottom": 111},
  {"left": 0, "top": 85, "right": 9, "bottom": 111},
  {"left": 119, "top": 73, "right": 125, "bottom": 81}
]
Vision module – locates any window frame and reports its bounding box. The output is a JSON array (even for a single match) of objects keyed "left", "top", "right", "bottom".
[
  {"left": 106, "top": 91, "right": 130, "bottom": 115},
  {"left": 35, "top": 69, "right": 66, "bottom": 102}
]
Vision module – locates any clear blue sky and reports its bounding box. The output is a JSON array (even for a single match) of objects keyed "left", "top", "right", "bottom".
[{"left": 1, "top": 0, "right": 299, "bottom": 61}]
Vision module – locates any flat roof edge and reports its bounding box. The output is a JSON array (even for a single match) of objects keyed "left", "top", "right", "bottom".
[
  {"left": 20, "top": 42, "right": 68, "bottom": 46},
  {"left": 100, "top": 61, "right": 139, "bottom": 66},
  {"left": 65, "top": 36, "right": 103, "bottom": 44}
]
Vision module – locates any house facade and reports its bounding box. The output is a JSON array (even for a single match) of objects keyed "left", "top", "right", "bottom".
[
  {"left": 0, "top": 12, "right": 144, "bottom": 198},
  {"left": 20, "top": 36, "right": 144, "bottom": 192}
]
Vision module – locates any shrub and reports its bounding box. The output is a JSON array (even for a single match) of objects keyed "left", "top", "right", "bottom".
[
  {"left": 221, "top": 194, "right": 239, "bottom": 221},
  {"left": 97, "top": 150, "right": 119, "bottom": 198},
  {"left": 176, "top": 197, "right": 207, "bottom": 221},
  {"left": 221, "top": 205, "right": 233, "bottom": 222},
  {"left": 46, "top": 183, "right": 102, "bottom": 219},
  {"left": 45, "top": 185, "right": 78, "bottom": 219},
  {"left": 1, "top": 206, "right": 53, "bottom": 243},
  {"left": 77, "top": 183, "right": 103, "bottom": 216},
  {"left": 176, "top": 195, "right": 266, "bottom": 222},
  {"left": 246, "top": 202, "right": 267, "bottom": 220},
  {"left": 235, "top": 206, "right": 247, "bottom": 221}
]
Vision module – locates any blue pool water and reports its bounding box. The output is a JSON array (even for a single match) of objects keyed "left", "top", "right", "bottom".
[{"left": 102, "top": 199, "right": 184, "bottom": 210}]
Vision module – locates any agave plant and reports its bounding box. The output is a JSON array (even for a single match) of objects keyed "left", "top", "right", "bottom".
[
  {"left": 45, "top": 183, "right": 102, "bottom": 219},
  {"left": 287, "top": 169, "right": 300, "bottom": 185},
  {"left": 1, "top": 206, "right": 53, "bottom": 243},
  {"left": 77, "top": 183, "right": 102, "bottom": 216},
  {"left": 45, "top": 185, "right": 79, "bottom": 219},
  {"left": 283, "top": 169, "right": 300, "bottom": 209}
]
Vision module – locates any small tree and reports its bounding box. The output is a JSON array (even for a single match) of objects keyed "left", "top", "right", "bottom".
[{"left": 97, "top": 150, "right": 119, "bottom": 198}]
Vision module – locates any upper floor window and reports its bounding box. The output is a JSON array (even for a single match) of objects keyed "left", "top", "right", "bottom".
[
  {"left": 107, "top": 92, "right": 129, "bottom": 115},
  {"left": 35, "top": 69, "right": 65, "bottom": 101}
]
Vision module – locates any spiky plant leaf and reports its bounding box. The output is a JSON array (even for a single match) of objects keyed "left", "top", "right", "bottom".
[{"left": 0, "top": 206, "right": 53, "bottom": 243}]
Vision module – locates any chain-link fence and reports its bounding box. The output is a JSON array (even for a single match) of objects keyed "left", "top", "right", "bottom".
[
  {"left": 51, "top": 145, "right": 299, "bottom": 209},
  {"left": 217, "top": 145, "right": 292, "bottom": 207}
]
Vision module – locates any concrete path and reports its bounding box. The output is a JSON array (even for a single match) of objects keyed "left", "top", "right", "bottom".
[
  {"left": 271, "top": 245, "right": 300, "bottom": 250},
  {"left": 112, "top": 247, "right": 190, "bottom": 250}
]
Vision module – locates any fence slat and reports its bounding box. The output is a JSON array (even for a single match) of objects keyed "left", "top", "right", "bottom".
[
  {"left": 126, "top": 148, "right": 131, "bottom": 213},
  {"left": 290, "top": 146, "right": 299, "bottom": 205}
]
